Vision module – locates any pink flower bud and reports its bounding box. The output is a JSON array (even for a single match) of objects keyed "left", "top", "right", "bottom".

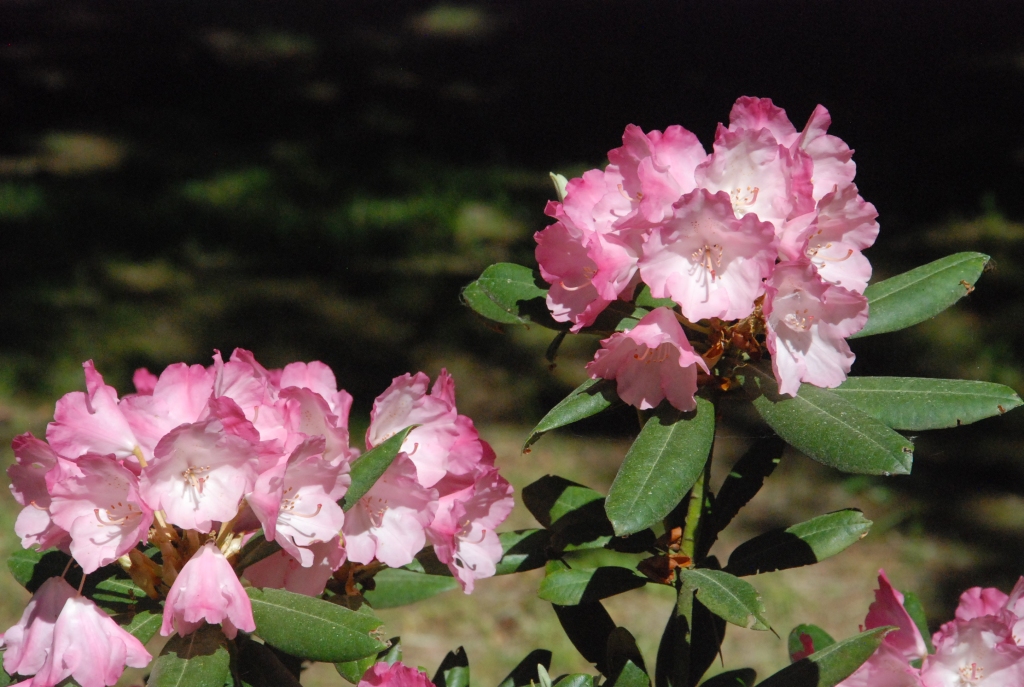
[{"left": 161, "top": 542, "right": 255, "bottom": 639}]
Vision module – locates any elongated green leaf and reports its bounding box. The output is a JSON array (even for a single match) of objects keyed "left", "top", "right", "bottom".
[
  {"left": 608, "top": 660, "right": 649, "bottom": 687},
  {"left": 337, "top": 639, "right": 402, "bottom": 684},
  {"left": 498, "top": 649, "right": 553, "bottom": 687},
  {"left": 114, "top": 609, "right": 162, "bottom": 643},
  {"left": 553, "top": 675, "right": 594, "bottom": 687},
  {"left": 724, "top": 510, "right": 872, "bottom": 576},
  {"left": 539, "top": 565, "right": 647, "bottom": 605},
  {"left": 608, "top": 627, "right": 647, "bottom": 678},
  {"left": 524, "top": 475, "right": 605, "bottom": 529},
  {"left": 852, "top": 252, "right": 988, "bottom": 338},
  {"left": 147, "top": 624, "right": 230, "bottom": 687},
  {"left": 363, "top": 568, "right": 460, "bottom": 609},
  {"left": 901, "top": 592, "right": 935, "bottom": 654},
  {"left": 433, "top": 647, "right": 470, "bottom": 687},
  {"left": 235, "top": 533, "right": 282, "bottom": 573},
  {"left": 756, "top": 627, "right": 892, "bottom": 687},
  {"left": 551, "top": 173, "right": 569, "bottom": 201},
  {"left": 679, "top": 569, "right": 769, "bottom": 631},
  {"left": 788, "top": 625, "right": 835, "bottom": 662},
  {"left": 701, "top": 669, "right": 756, "bottom": 687},
  {"left": 247, "top": 587, "right": 387, "bottom": 662},
  {"left": 524, "top": 379, "right": 618, "bottom": 451},
  {"left": 831, "top": 377, "right": 1022, "bottom": 430},
  {"left": 746, "top": 364, "right": 913, "bottom": 475},
  {"left": 343, "top": 426, "right": 416, "bottom": 511},
  {"left": 635, "top": 286, "right": 676, "bottom": 310},
  {"left": 462, "top": 263, "right": 552, "bottom": 326},
  {"left": 237, "top": 635, "right": 303, "bottom": 687},
  {"left": 552, "top": 601, "right": 617, "bottom": 675},
  {"left": 606, "top": 399, "right": 715, "bottom": 536},
  {"left": 8, "top": 548, "right": 70, "bottom": 591}
]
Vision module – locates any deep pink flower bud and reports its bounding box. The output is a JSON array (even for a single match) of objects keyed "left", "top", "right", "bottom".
[
  {"left": 358, "top": 661, "right": 434, "bottom": 687},
  {"left": 865, "top": 570, "right": 929, "bottom": 662},
  {"left": 161, "top": 542, "right": 255, "bottom": 639},
  {"left": 586, "top": 307, "right": 709, "bottom": 412},
  {"left": 3, "top": 576, "right": 151, "bottom": 687}
]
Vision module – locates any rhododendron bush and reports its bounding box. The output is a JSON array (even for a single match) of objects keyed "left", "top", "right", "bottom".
[{"left": 2, "top": 97, "right": 1021, "bottom": 687}]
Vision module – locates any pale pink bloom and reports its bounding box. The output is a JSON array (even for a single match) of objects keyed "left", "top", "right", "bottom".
[
  {"left": 639, "top": 189, "right": 778, "bottom": 322},
  {"left": 47, "top": 454, "right": 152, "bottom": 574},
  {"left": 779, "top": 184, "right": 878, "bottom": 293},
  {"left": 428, "top": 467, "right": 514, "bottom": 593},
  {"left": 558, "top": 166, "right": 637, "bottom": 238},
  {"left": 248, "top": 438, "right": 349, "bottom": 567},
  {"left": 120, "top": 362, "right": 214, "bottom": 457},
  {"left": 794, "top": 104, "right": 856, "bottom": 201},
  {"left": 1000, "top": 577, "right": 1024, "bottom": 646},
  {"left": 139, "top": 414, "right": 260, "bottom": 532},
  {"left": 836, "top": 643, "right": 924, "bottom": 687},
  {"left": 534, "top": 218, "right": 612, "bottom": 331},
  {"left": 728, "top": 96, "right": 800, "bottom": 147},
  {"left": 279, "top": 360, "right": 354, "bottom": 419},
  {"left": 764, "top": 259, "right": 868, "bottom": 396},
  {"left": 343, "top": 454, "right": 438, "bottom": 568},
  {"left": 864, "top": 570, "right": 929, "bottom": 662},
  {"left": 210, "top": 349, "right": 270, "bottom": 416},
  {"left": 956, "top": 586, "right": 1012, "bottom": 622},
  {"left": 279, "top": 387, "right": 356, "bottom": 466},
  {"left": 921, "top": 615, "right": 1024, "bottom": 687},
  {"left": 46, "top": 361, "right": 145, "bottom": 468},
  {"left": 4, "top": 576, "right": 151, "bottom": 687},
  {"left": 695, "top": 125, "right": 814, "bottom": 234},
  {"left": 131, "top": 367, "right": 158, "bottom": 395},
  {"left": 358, "top": 661, "right": 434, "bottom": 687},
  {"left": 586, "top": 307, "right": 708, "bottom": 412},
  {"left": 607, "top": 123, "right": 707, "bottom": 223},
  {"left": 366, "top": 372, "right": 460, "bottom": 488},
  {"left": 161, "top": 542, "right": 255, "bottom": 639},
  {"left": 8, "top": 434, "right": 68, "bottom": 551},
  {"left": 444, "top": 415, "right": 496, "bottom": 477},
  {"left": 244, "top": 537, "right": 346, "bottom": 597}
]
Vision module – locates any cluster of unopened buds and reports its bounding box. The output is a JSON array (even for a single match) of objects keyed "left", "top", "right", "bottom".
[
  {"left": 1, "top": 350, "right": 513, "bottom": 686},
  {"left": 822, "top": 571, "right": 1024, "bottom": 686},
  {"left": 535, "top": 96, "right": 878, "bottom": 408}
]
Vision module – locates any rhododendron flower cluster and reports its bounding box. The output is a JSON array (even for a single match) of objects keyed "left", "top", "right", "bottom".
[
  {"left": 4, "top": 351, "right": 512, "bottom": 685},
  {"left": 536, "top": 96, "right": 878, "bottom": 408},
  {"left": 833, "top": 571, "right": 1024, "bottom": 686}
]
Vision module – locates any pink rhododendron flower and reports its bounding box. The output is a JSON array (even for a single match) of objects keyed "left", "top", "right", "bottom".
[
  {"left": 864, "top": 569, "right": 929, "bottom": 662},
  {"left": 639, "top": 189, "right": 778, "bottom": 321},
  {"left": 161, "top": 542, "right": 255, "bottom": 639},
  {"left": 764, "top": 259, "right": 868, "bottom": 396},
  {"left": 343, "top": 454, "right": 438, "bottom": 568},
  {"left": 8, "top": 434, "right": 68, "bottom": 552},
  {"left": 244, "top": 537, "right": 346, "bottom": 597},
  {"left": 921, "top": 615, "right": 1024, "bottom": 687},
  {"left": 793, "top": 104, "right": 856, "bottom": 201},
  {"left": 428, "top": 466, "right": 514, "bottom": 593},
  {"left": 837, "top": 643, "right": 924, "bottom": 687},
  {"left": 728, "top": 97, "right": 800, "bottom": 147},
  {"left": 139, "top": 412, "right": 260, "bottom": 532},
  {"left": 358, "top": 661, "right": 434, "bottom": 687},
  {"left": 956, "top": 586, "right": 1012, "bottom": 622},
  {"left": 120, "top": 362, "right": 214, "bottom": 457},
  {"left": 47, "top": 454, "right": 153, "bottom": 574},
  {"left": 534, "top": 216, "right": 612, "bottom": 332},
  {"left": 586, "top": 307, "right": 709, "bottom": 412},
  {"left": 3, "top": 576, "right": 150, "bottom": 687}
]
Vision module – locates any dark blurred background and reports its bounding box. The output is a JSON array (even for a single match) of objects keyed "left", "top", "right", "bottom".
[{"left": 2, "top": 0, "right": 1024, "bottom": 676}]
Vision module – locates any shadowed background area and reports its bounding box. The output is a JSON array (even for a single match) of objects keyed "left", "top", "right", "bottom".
[{"left": 1, "top": 1, "right": 1024, "bottom": 684}]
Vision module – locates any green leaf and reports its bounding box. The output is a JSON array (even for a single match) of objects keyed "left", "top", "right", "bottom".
[
  {"left": 756, "top": 626, "right": 892, "bottom": 687},
  {"left": 724, "top": 510, "right": 872, "bottom": 576},
  {"left": 237, "top": 635, "right": 303, "bottom": 687},
  {"left": 114, "top": 609, "right": 162, "bottom": 643},
  {"left": 147, "top": 624, "right": 231, "bottom": 687},
  {"left": 337, "top": 639, "right": 402, "bottom": 684},
  {"left": 607, "top": 627, "right": 647, "bottom": 679},
  {"left": 235, "top": 533, "right": 283, "bottom": 573},
  {"left": 608, "top": 660, "right": 650, "bottom": 687},
  {"left": 550, "top": 173, "right": 569, "bottom": 201},
  {"left": 343, "top": 426, "right": 416, "bottom": 511},
  {"left": 433, "top": 647, "right": 470, "bottom": 687},
  {"left": 247, "top": 587, "right": 387, "bottom": 662},
  {"left": 700, "top": 669, "right": 757, "bottom": 687},
  {"left": 901, "top": 592, "right": 935, "bottom": 654},
  {"left": 363, "top": 568, "right": 460, "bottom": 609},
  {"left": 788, "top": 625, "right": 836, "bottom": 663},
  {"left": 498, "top": 649, "right": 553, "bottom": 687},
  {"left": 852, "top": 252, "right": 988, "bottom": 338},
  {"left": 539, "top": 565, "right": 647, "bottom": 605},
  {"left": 635, "top": 285, "right": 676, "bottom": 311},
  {"left": 831, "top": 377, "right": 1022, "bottom": 430},
  {"left": 524, "top": 379, "right": 618, "bottom": 451},
  {"left": 552, "top": 601, "right": 617, "bottom": 675},
  {"left": 606, "top": 399, "right": 715, "bottom": 536},
  {"left": 679, "top": 569, "right": 769, "bottom": 631},
  {"left": 746, "top": 364, "right": 913, "bottom": 475},
  {"left": 524, "top": 476, "right": 605, "bottom": 529},
  {"left": 462, "top": 263, "right": 553, "bottom": 326},
  {"left": 7, "top": 548, "right": 70, "bottom": 591}
]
